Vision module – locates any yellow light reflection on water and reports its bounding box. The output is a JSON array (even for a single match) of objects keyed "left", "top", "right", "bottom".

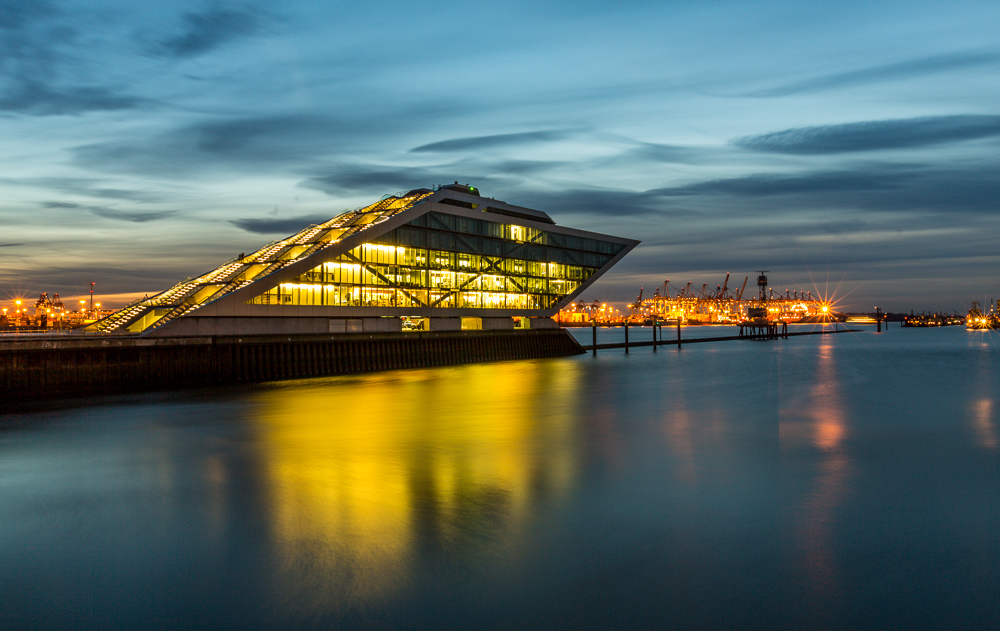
[
  {"left": 971, "top": 398, "right": 997, "bottom": 450},
  {"left": 782, "top": 340, "right": 852, "bottom": 620},
  {"left": 250, "top": 360, "right": 581, "bottom": 611}
]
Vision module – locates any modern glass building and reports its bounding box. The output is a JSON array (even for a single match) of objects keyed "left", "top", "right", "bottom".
[{"left": 89, "top": 184, "right": 639, "bottom": 336}]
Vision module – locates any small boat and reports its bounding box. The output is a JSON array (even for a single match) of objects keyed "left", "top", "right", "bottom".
[{"left": 966, "top": 302, "right": 991, "bottom": 330}]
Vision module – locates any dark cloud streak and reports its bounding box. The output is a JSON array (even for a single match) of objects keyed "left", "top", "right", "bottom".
[
  {"left": 521, "top": 159, "right": 1000, "bottom": 221},
  {"left": 39, "top": 201, "right": 176, "bottom": 222},
  {"left": 411, "top": 130, "right": 572, "bottom": 153},
  {"left": 746, "top": 51, "right": 1000, "bottom": 97},
  {"left": 304, "top": 165, "right": 453, "bottom": 196},
  {"left": 736, "top": 115, "right": 1000, "bottom": 154},
  {"left": 651, "top": 162, "right": 1000, "bottom": 215},
  {"left": 230, "top": 215, "right": 331, "bottom": 235},
  {"left": 72, "top": 105, "right": 470, "bottom": 174},
  {"left": 71, "top": 115, "right": 341, "bottom": 175},
  {"left": 89, "top": 206, "right": 176, "bottom": 223},
  {"left": 622, "top": 141, "right": 704, "bottom": 164},
  {"left": 3, "top": 178, "right": 168, "bottom": 203},
  {"left": 0, "top": 82, "right": 143, "bottom": 115},
  {"left": 0, "top": 0, "right": 144, "bottom": 115},
  {"left": 0, "top": 1, "right": 56, "bottom": 30},
  {"left": 42, "top": 202, "right": 177, "bottom": 223},
  {"left": 156, "top": 7, "right": 264, "bottom": 58},
  {"left": 649, "top": 170, "right": 908, "bottom": 197},
  {"left": 194, "top": 115, "right": 332, "bottom": 154},
  {"left": 520, "top": 189, "right": 671, "bottom": 217}
]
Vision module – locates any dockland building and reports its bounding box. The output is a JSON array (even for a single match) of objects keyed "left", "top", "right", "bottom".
[
  {"left": 2, "top": 185, "right": 638, "bottom": 397},
  {"left": 88, "top": 184, "right": 639, "bottom": 337}
]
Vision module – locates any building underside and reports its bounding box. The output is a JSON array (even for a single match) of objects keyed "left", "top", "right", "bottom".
[{"left": 88, "top": 184, "right": 639, "bottom": 337}]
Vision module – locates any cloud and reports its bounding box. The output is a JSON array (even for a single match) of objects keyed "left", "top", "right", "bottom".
[
  {"left": 72, "top": 116, "right": 327, "bottom": 175},
  {"left": 485, "top": 159, "right": 568, "bottom": 175},
  {"left": 747, "top": 51, "right": 1000, "bottom": 97},
  {"left": 0, "top": 2, "right": 54, "bottom": 30},
  {"left": 0, "top": 1, "right": 144, "bottom": 116},
  {"left": 4, "top": 178, "right": 166, "bottom": 203},
  {"left": 524, "top": 159, "right": 1000, "bottom": 224},
  {"left": 736, "top": 115, "right": 1000, "bottom": 154},
  {"left": 156, "top": 7, "right": 264, "bottom": 58},
  {"left": 651, "top": 161, "right": 1000, "bottom": 216},
  {"left": 301, "top": 158, "right": 571, "bottom": 198},
  {"left": 649, "top": 170, "right": 909, "bottom": 197},
  {"left": 88, "top": 206, "right": 176, "bottom": 222},
  {"left": 621, "top": 141, "right": 704, "bottom": 164},
  {"left": 410, "top": 130, "right": 572, "bottom": 153},
  {"left": 72, "top": 113, "right": 396, "bottom": 175},
  {"left": 39, "top": 201, "right": 175, "bottom": 222},
  {"left": 193, "top": 115, "right": 333, "bottom": 154},
  {"left": 71, "top": 97, "right": 473, "bottom": 175},
  {"left": 303, "top": 164, "right": 454, "bottom": 196},
  {"left": 519, "top": 188, "right": 672, "bottom": 217},
  {"left": 0, "top": 242, "right": 24, "bottom": 248},
  {"left": 229, "top": 215, "right": 331, "bottom": 234},
  {"left": 517, "top": 171, "right": 906, "bottom": 219},
  {"left": 0, "top": 82, "right": 143, "bottom": 115}
]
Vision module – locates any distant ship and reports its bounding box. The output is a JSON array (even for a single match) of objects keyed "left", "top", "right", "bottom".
[
  {"left": 903, "top": 313, "right": 963, "bottom": 327},
  {"left": 966, "top": 302, "right": 991, "bottom": 330}
]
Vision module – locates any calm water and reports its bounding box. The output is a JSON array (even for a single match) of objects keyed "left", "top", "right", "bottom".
[{"left": 2, "top": 326, "right": 999, "bottom": 630}]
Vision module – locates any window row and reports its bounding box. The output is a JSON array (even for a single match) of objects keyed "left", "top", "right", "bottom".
[
  {"left": 338, "top": 244, "right": 597, "bottom": 280},
  {"left": 304, "top": 266, "right": 586, "bottom": 290},
  {"left": 249, "top": 285, "right": 562, "bottom": 310}
]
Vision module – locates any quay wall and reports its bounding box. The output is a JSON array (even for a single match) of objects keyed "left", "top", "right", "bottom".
[{"left": 0, "top": 329, "right": 583, "bottom": 399}]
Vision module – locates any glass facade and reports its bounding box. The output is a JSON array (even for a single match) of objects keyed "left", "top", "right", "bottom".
[
  {"left": 89, "top": 190, "right": 434, "bottom": 334},
  {"left": 249, "top": 212, "right": 626, "bottom": 311}
]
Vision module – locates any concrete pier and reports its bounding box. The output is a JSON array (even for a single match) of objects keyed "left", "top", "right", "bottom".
[{"left": 0, "top": 329, "right": 584, "bottom": 399}]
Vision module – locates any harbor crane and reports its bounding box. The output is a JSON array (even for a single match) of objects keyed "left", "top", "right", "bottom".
[{"left": 736, "top": 276, "right": 748, "bottom": 301}]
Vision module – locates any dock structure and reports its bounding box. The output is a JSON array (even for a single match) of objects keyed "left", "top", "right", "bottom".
[
  {"left": 0, "top": 329, "right": 584, "bottom": 399},
  {"left": 580, "top": 324, "right": 851, "bottom": 352},
  {"left": 738, "top": 321, "right": 788, "bottom": 339}
]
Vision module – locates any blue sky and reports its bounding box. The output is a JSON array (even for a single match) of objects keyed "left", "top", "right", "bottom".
[{"left": 2, "top": 0, "right": 999, "bottom": 312}]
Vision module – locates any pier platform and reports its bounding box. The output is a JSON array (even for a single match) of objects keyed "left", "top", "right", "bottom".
[{"left": 0, "top": 329, "right": 584, "bottom": 400}]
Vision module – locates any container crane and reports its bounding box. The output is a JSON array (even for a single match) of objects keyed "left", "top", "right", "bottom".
[{"left": 736, "top": 276, "right": 748, "bottom": 301}]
